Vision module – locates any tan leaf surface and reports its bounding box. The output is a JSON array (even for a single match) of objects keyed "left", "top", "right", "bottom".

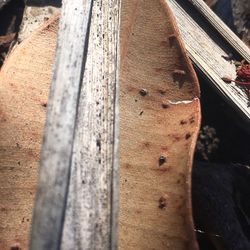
[
  {"left": 119, "top": 1, "right": 200, "bottom": 249},
  {"left": 0, "top": 15, "right": 59, "bottom": 250},
  {"left": 0, "top": 1, "right": 201, "bottom": 249}
]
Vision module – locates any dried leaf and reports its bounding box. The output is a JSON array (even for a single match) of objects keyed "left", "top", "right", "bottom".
[
  {"left": 119, "top": 0, "right": 200, "bottom": 249},
  {"left": 0, "top": 16, "right": 59, "bottom": 249}
]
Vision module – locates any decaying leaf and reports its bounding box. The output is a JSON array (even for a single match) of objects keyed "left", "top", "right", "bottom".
[
  {"left": 0, "top": 15, "right": 58, "bottom": 249},
  {"left": 0, "top": 0, "right": 201, "bottom": 249},
  {"left": 119, "top": 0, "right": 200, "bottom": 249}
]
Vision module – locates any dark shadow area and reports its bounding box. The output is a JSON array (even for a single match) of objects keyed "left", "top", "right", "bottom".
[
  {"left": 193, "top": 64, "right": 250, "bottom": 248},
  {"left": 193, "top": 161, "right": 250, "bottom": 250},
  {"left": 0, "top": 0, "right": 25, "bottom": 67},
  {"left": 193, "top": 68, "right": 250, "bottom": 249},
  {"left": 195, "top": 74, "right": 250, "bottom": 164},
  {"left": 26, "top": 0, "right": 61, "bottom": 7},
  {"left": 213, "top": 0, "right": 237, "bottom": 34},
  {"left": 0, "top": 0, "right": 25, "bottom": 35},
  {"left": 192, "top": 0, "right": 250, "bottom": 244}
]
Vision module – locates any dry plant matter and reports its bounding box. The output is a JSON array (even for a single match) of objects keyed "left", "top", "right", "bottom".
[
  {"left": 119, "top": 0, "right": 200, "bottom": 249},
  {"left": 0, "top": 15, "right": 59, "bottom": 250},
  {"left": 0, "top": 0, "right": 201, "bottom": 249}
]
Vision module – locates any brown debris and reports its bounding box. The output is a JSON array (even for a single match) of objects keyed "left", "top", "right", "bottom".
[
  {"left": 41, "top": 102, "right": 47, "bottom": 108},
  {"left": 185, "top": 133, "right": 191, "bottom": 140},
  {"left": 159, "top": 155, "right": 167, "bottom": 166},
  {"left": 196, "top": 125, "right": 219, "bottom": 161},
  {"left": 158, "top": 197, "right": 167, "bottom": 210},
  {"left": 10, "top": 243, "right": 21, "bottom": 250},
  {"left": 161, "top": 103, "right": 170, "bottom": 109},
  {"left": 180, "top": 120, "right": 187, "bottom": 125},
  {"left": 139, "top": 88, "right": 148, "bottom": 96}
]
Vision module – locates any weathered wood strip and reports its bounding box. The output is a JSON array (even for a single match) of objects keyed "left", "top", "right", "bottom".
[
  {"left": 169, "top": 0, "right": 250, "bottom": 125},
  {"left": 60, "top": 1, "right": 121, "bottom": 250},
  {"left": 30, "top": 1, "right": 94, "bottom": 249},
  {"left": 188, "top": 0, "right": 250, "bottom": 62}
]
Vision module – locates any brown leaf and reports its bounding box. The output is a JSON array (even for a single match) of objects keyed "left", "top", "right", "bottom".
[
  {"left": 119, "top": 0, "right": 200, "bottom": 249},
  {"left": 0, "top": 15, "right": 59, "bottom": 250}
]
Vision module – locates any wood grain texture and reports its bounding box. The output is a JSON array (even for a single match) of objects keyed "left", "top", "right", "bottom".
[
  {"left": 0, "top": 15, "right": 59, "bottom": 250},
  {"left": 30, "top": 1, "right": 94, "bottom": 249},
  {"left": 61, "top": 1, "right": 120, "bottom": 249},
  {"left": 168, "top": 0, "right": 250, "bottom": 124},
  {"left": 119, "top": 0, "right": 200, "bottom": 249},
  {"left": 189, "top": 0, "right": 250, "bottom": 61}
]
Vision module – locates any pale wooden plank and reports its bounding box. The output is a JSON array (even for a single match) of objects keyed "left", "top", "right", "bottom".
[
  {"left": 60, "top": 1, "right": 121, "bottom": 250},
  {"left": 169, "top": 0, "right": 250, "bottom": 124},
  {"left": 30, "top": 1, "right": 94, "bottom": 249},
  {"left": 188, "top": 0, "right": 250, "bottom": 62}
]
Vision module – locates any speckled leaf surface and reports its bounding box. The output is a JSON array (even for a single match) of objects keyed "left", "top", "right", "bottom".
[
  {"left": 0, "top": 16, "right": 58, "bottom": 250},
  {"left": 119, "top": 0, "right": 201, "bottom": 249},
  {"left": 0, "top": 0, "right": 201, "bottom": 248}
]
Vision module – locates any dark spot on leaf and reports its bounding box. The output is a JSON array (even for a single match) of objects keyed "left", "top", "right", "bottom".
[
  {"left": 189, "top": 116, "right": 195, "bottom": 123},
  {"left": 168, "top": 34, "right": 176, "bottom": 47},
  {"left": 10, "top": 245, "right": 21, "bottom": 250},
  {"left": 162, "top": 103, "right": 170, "bottom": 109},
  {"left": 159, "top": 197, "right": 167, "bottom": 209},
  {"left": 139, "top": 89, "right": 148, "bottom": 96},
  {"left": 185, "top": 133, "right": 191, "bottom": 140},
  {"left": 159, "top": 155, "right": 167, "bottom": 166},
  {"left": 180, "top": 120, "right": 187, "bottom": 125},
  {"left": 158, "top": 89, "right": 166, "bottom": 95},
  {"left": 41, "top": 102, "right": 47, "bottom": 108}
]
